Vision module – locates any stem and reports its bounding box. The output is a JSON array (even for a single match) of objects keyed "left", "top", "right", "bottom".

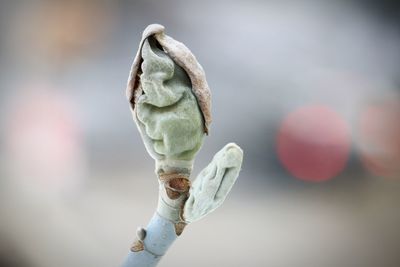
[{"left": 121, "top": 213, "right": 178, "bottom": 267}]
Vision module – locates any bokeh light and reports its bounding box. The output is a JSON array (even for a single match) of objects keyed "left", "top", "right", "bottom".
[
  {"left": 277, "top": 105, "right": 351, "bottom": 182},
  {"left": 4, "top": 85, "right": 85, "bottom": 193},
  {"left": 358, "top": 99, "right": 400, "bottom": 178},
  {"left": 12, "top": 0, "right": 115, "bottom": 65}
]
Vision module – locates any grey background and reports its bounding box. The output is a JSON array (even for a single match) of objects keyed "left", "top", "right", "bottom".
[{"left": 0, "top": 0, "right": 399, "bottom": 266}]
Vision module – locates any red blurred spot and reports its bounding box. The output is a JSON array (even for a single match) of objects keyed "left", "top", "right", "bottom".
[
  {"left": 358, "top": 100, "right": 400, "bottom": 178},
  {"left": 277, "top": 105, "right": 350, "bottom": 182},
  {"left": 5, "top": 87, "right": 85, "bottom": 192}
]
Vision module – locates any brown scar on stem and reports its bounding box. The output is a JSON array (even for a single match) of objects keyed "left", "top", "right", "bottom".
[
  {"left": 165, "top": 188, "right": 181, "bottom": 200},
  {"left": 174, "top": 222, "right": 187, "bottom": 236},
  {"left": 176, "top": 183, "right": 189, "bottom": 235},
  {"left": 158, "top": 173, "right": 189, "bottom": 182},
  {"left": 131, "top": 239, "right": 145, "bottom": 252},
  {"left": 165, "top": 177, "right": 190, "bottom": 199},
  {"left": 160, "top": 174, "right": 190, "bottom": 200},
  {"left": 159, "top": 173, "right": 190, "bottom": 235},
  {"left": 168, "top": 177, "right": 190, "bottom": 191},
  {"left": 130, "top": 227, "right": 147, "bottom": 252}
]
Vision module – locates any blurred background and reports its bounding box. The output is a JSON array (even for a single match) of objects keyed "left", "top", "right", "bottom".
[{"left": 0, "top": 0, "right": 400, "bottom": 266}]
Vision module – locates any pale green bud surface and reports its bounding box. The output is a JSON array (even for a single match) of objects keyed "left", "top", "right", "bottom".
[{"left": 136, "top": 37, "right": 204, "bottom": 174}]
